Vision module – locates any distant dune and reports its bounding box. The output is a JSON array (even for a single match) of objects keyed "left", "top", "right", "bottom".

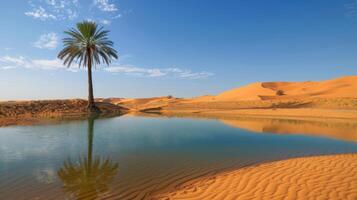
[{"left": 194, "top": 76, "right": 357, "bottom": 101}]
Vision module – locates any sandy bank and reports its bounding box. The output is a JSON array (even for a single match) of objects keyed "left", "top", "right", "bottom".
[
  {"left": 0, "top": 99, "right": 128, "bottom": 126},
  {"left": 155, "top": 154, "right": 357, "bottom": 200}
]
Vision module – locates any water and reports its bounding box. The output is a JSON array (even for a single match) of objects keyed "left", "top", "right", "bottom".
[{"left": 0, "top": 115, "right": 357, "bottom": 199}]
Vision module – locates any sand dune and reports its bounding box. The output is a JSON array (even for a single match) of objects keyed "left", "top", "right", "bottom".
[
  {"left": 153, "top": 76, "right": 357, "bottom": 121},
  {"left": 216, "top": 82, "right": 276, "bottom": 101},
  {"left": 193, "top": 76, "right": 357, "bottom": 101},
  {"left": 106, "top": 96, "right": 180, "bottom": 111},
  {"left": 155, "top": 154, "right": 357, "bottom": 200},
  {"left": 95, "top": 76, "right": 357, "bottom": 117}
]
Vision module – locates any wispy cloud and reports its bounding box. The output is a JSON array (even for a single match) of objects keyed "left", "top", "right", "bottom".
[
  {"left": 113, "top": 14, "right": 122, "bottom": 19},
  {"left": 0, "top": 55, "right": 214, "bottom": 79},
  {"left": 0, "top": 56, "right": 27, "bottom": 70},
  {"left": 94, "top": 0, "right": 118, "bottom": 12},
  {"left": 0, "top": 56, "right": 27, "bottom": 66},
  {"left": 101, "top": 19, "right": 111, "bottom": 25},
  {"left": 33, "top": 32, "right": 58, "bottom": 49},
  {"left": 3, "top": 47, "right": 13, "bottom": 51},
  {"left": 0, "top": 56, "right": 71, "bottom": 71},
  {"left": 25, "top": 6, "right": 57, "bottom": 20},
  {"left": 345, "top": 0, "right": 357, "bottom": 17},
  {"left": 105, "top": 65, "right": 214, "bottom": 79},
  {"left": 25, "top": 0, "right": 79, "bottom": 21},
  {"left": 31, "top": 59, "right": 68, "bottom": 70},
  {"left": 25, "top": 0, "right": 121, "bottom": 25}
]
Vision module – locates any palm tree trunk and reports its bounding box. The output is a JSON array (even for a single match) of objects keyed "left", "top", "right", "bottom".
[{"left": 87, "top": 48, "right": 98, "bottom": 113}]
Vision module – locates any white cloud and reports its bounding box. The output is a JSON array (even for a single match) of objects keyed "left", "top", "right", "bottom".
[
  {"left": 26, "top": 0, "right": 121, "bottom": 23},
  {"left": 167, "top": 68, "right": 214, "bottom": 79},
  {"left": 113, "top": 14, "right": 122, "bottom": 19},
  {"left": 33, "top": 32, "right": 58, "bottom": 49},
  {"left": 0, "top": 56, "right": 214, "bottom": 79},
  {"left": 2, "top": 47, "right": 13, "bottom": 51},
  {"left": 101, "top": 19, "right": 111, "bottom": 25},
  {"left": 25, "top": 6, "right": 57, "bottom": 20},
  {"left": 345, "top": 0, "right": 357, "bottom": 17},
  {"left": 31, "top": 59, "right": 65, "bottom": 70},
  {"left": 1, "top": 66, "right": 16, "bottom": 70},
  {"left": 0, "top": 56, "right": 69, "bottom": 71},
  {"left": 105, "top": 65, "right": 213, "bottom": 79},
  {"left": 94, "top": 0, "right": 118, "bottom": 12},
  {"left": 25, "top": 0, "right": 79, "bottom": 21},
  {"left": 0, "top": 56, "right": 25, "bottom": 69}
]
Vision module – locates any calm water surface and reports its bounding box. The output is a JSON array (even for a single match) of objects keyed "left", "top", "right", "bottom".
[{"left": 0, "top": 115, "right": 357, "bottom": 200}]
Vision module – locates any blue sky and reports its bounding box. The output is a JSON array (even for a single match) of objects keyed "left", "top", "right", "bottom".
[{"left": 0, "top": 0, "right": 357, "bottom": 100}]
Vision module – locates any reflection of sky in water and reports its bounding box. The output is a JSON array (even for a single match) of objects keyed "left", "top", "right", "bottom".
[
  {"left": 0, "top": 116, "right": 357, "bottom": 199},
  {"left": 0, "top": 123, "right": 87, "bottom": 163}
]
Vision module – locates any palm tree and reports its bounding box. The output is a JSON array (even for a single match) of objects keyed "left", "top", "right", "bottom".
[{"left": 58, "top": 21, "right": 118, "bottom": 113}]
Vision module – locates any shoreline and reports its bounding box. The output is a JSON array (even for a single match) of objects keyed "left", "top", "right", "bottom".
[
  {"left": 155, "top": 154, "right": 357, "bottom": 200},
  {"left": 159, "top": 108, "right": 357, "bottom": 120},
  {"left": 2, "top": 106, "right": 357, "bottom": 128}
]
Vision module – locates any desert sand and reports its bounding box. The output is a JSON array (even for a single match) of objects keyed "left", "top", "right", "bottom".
[
  {"left": 155, "top": 154, "right": 357, "bottom": 200},
  {"left": 167, "top": 76, "right": 357, "bottom": 111},
  {"left": 196, "top": 75, "right": 357, "bottom": 101},
  {"left": 110, "top": 76, "right": 357, "bottom": 116}
]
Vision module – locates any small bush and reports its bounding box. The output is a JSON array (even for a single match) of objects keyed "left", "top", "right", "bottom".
[{"left": 276, "top": 90, "right": 285, "bottom": 96}]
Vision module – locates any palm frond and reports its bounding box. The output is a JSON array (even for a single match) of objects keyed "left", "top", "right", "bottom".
[{"left": 57, "top": 21, "right": 118, "bottom": 69}]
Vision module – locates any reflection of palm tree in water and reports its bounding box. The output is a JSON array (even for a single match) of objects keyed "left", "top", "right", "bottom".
[{"left": 58, "top": 117, "right": 119, "bottom": 200}]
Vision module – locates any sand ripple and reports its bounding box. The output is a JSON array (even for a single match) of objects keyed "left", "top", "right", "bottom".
[{"left": 155, "top": 154, "right": 357, "bottom": 200}]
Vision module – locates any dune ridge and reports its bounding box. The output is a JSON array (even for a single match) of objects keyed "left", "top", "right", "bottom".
[
  {"left": 213, "top": 75, "right": 357, "bottom": 101},
  {"left": 155, "top": 154, "right": 357, "bottom": 200}
]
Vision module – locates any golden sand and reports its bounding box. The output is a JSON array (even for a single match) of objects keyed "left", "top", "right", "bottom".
[{"left": 155, "top": 154, "right": 357, "bottom": 200}]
